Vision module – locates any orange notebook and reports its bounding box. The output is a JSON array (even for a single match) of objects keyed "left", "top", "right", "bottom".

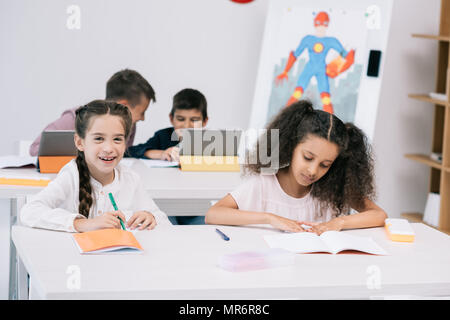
[
  {"left": 72, "top": 229, "right": 143, "bottom": 254},
  {"left": 38, "top": 156, "right": 75, "bottom": 173}
]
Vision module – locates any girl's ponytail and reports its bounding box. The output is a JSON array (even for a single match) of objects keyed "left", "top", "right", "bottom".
[
  {"left": 76, "top": 151, "right": 93, "bottom": 218},
  {"left": 345, "top": 123, "right": 369, "bottom": 159},
  {"left": 341, "top": 123, "right": 375, "bottom": 209}
]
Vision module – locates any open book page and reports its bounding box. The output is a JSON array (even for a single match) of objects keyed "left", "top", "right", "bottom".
[
  {"left": 264, "top": 231, "right": 388, "bottom": 255},
  {"left": 0, "top": 155, "right": 37, "bottom": 168},
  {"left": 263, "top": 232, "right": 332, "bottom": 254},
  {"left": 320, "top": 231, "right": 388, "bottom": 255}
]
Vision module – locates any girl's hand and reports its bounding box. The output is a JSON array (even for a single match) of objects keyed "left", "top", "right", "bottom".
[
  {"left": 127, "top": 211, "right": 157, "bottom": 230},
  {"left": 310, "top": 217, "right": 345, "bottom": 235},
  {"left": 74, "top": 211, "right": 126, "bottom": 232},
  {"left": 268, "top": 213, "right": 310, "bottom": 233}
]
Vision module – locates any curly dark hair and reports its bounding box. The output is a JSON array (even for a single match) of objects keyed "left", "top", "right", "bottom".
[
  {"left": 245, "top": 100, "right": 375, "bottom": 215},
  {"left": 75, "top": 100, "right": 132, "bottom": 218}
]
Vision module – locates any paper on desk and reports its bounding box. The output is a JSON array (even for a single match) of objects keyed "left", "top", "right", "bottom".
[
  {"left": 0, "top": 169, "right": 51, "bottom": 181},
  {"left": 0, "top": 167, "right": 51, "bottom": 186},
  {"left": 0, "top": 155, "right": 37, "bottom": 168},
  {"left": 140, "top": 159, "right": 179, "bottom": 168}
]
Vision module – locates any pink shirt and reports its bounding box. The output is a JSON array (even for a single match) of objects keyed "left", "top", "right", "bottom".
[
  {"left": 229, "top": 174, "right": 337, "bottom": 223},
  {"left": 29, "top": 107, "right": 136, "bottom": 156}
]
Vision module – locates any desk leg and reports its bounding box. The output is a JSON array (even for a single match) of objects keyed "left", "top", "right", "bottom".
[
  {"left": 0, "top": 199, "right": 10, "bottom": 299},
  {"left": 16, "top": 257, "right": 29, "bottom": 300},
  {"left": 8, "top": 196, "right": 27, "bottom": 300},
  {"left": 28, "top": 277, "right": 42, "bottom": 300}
]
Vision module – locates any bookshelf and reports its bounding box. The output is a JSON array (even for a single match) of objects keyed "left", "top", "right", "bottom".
[{"left": 402, "top": 0, "right": 450, "bottom": 234}]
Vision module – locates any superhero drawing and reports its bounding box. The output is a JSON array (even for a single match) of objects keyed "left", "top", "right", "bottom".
[{"left": 275, "top": 11, "right": 355, "bottom": 114}]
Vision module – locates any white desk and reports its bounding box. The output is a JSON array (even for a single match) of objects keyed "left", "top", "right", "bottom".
[
  {"left": 11, "top": 223, "right": 450, "bottom": 299},
  {"left": 0, "top": 160, "right": 243, "bottom": 217},
  {"left": 1, "top": 159, "right": 243, "bottom": 299},
  {"left": 0, "top": 159, "right": 243, "bottom": 200}
]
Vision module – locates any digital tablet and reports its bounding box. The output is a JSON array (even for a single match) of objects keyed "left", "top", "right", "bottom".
[
  {"left": 38, "top": 130, "right": 77, "bottom": 157},
  {"left": 179, "top": 129, "right": 242, "bottom": 156}
]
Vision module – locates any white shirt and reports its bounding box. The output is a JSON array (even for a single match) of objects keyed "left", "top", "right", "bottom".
[
  {"left": 229, "top": 174, "right": 338, "bottom": 223},
  {"left": 20, "top": 159, "right": 172, "bottom": 232}
]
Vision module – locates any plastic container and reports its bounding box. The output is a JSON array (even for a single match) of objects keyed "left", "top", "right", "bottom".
[{"left": 217, "top": 248, "right": 296, "bottom": 272}]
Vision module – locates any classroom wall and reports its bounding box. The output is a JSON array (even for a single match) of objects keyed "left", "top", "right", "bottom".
[
  {"left": 0, "top": 0, "right": 269, "bottom": 153},
  {"left": 373, "top": 0, "right": 440, "bottom": 218},
  {"left": 0, "top": 0, "right": 441, "bottom": 219}
]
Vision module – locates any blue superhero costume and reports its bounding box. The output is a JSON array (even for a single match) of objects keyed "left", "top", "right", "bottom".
[
  {"left": 294, "top": 35, "right": 348, "bottom": 96},
  {"left": 275, "top": 11, "right": 355, "bottom": 113}
]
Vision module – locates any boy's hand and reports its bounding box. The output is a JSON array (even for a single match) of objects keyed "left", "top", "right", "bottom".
[
  {"left": 74, "top": 211, "right": 126, "bottom": 232},
  {"left": 127, "top": 211, "right": 157, "bottom": 230},
  {"left": 160, "top": 147, "right": 179, "bottom": 162}
]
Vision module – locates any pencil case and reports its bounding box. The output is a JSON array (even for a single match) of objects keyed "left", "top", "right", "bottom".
[
  {"left": 384, "top": 218, "right": 415, "bottom": 242},
  {"left": 217, "top": 248, "right": 295, "bottom": 272}
]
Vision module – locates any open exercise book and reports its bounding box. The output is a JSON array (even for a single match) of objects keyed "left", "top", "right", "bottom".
[
  {"left": 72, "top": 229, "right": 143, "bottom": 254},
  {"left": 264, "top": 231, "right": 388, "bottom": 255}
]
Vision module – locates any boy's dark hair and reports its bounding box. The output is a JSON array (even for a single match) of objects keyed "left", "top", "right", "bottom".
[
  {"left": 106, "top": 69, "right": 156, "bottom": 107},
  {"left": 75, "top": 100, "right": 132, "bottom": 218},
  {"left": 170, "top": 88, "right": 208, "bottom": 120},
  {"left": 246, "top": 100, "right": 375, "bottom": 216}
]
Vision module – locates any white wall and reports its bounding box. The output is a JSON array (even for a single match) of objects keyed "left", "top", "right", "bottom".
[
  {"left": 0, "top": 0, "right": 269, "bottom": 153},
  {"left": 0, "top": 0, "right": 441, "bottom": 218},
  {"left": 373, "top": 0, "right": 440, "bottom": 218}
]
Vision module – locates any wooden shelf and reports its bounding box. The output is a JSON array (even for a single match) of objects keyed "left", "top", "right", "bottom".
[
  {"left": 404, "top": 1, "right": 450, "bottom": 234},
  {"left": 404, "top": 153, "right": 450, "bottom": 172},
  {"left": 401, "top": 213, "right": 450, "bottom": 235},
  {"left": 408, "top": 93, "right": 449, "bottom": 107},
  {"left": 401, "top": 212, "right": 424, "bottom": 223},
  {"left": 412, "top": 33, "right": 450, "bottom": 41}
]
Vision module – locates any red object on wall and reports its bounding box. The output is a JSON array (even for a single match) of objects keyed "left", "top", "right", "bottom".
[{"left": 230, "top": 0, "right": 254, "bottom": 3}]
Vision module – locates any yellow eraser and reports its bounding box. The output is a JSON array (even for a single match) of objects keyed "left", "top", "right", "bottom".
[{"left": 384, "top": 218, "right": 415, "bottom": 242}]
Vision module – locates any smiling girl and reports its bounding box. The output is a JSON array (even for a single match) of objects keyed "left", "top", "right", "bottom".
[
  {"left": 205, "top": 100, "right": 387, "bottom": 234},
  {"left": 21, "top": 100, "right": 171, "bottom": 232}
]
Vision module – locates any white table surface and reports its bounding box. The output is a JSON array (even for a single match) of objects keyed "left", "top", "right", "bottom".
[
  {"left": 11, "top": 223, "right": 450, "bottom": 299},
  {"left": 2, "top": 160, "right": 243, "bottom": 299},
  {"left": 0, "top": 159, "right": 243, "bottom": 199}
]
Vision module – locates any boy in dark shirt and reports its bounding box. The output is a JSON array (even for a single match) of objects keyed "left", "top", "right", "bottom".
[
  {"left": 127, "top": 88, "right": 208, "bottom": 225},
  {"left": 127, "top": 88, "right": 208, "bottom": 160}
]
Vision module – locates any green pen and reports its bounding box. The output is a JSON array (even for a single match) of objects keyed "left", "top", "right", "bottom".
[{"left": 108, "top": 192, "right": 126, "bottom": 230}]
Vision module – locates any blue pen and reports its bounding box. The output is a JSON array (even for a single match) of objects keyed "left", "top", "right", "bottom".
[{"left": 215, "top": 228, "right": 230, "bottom": 241}]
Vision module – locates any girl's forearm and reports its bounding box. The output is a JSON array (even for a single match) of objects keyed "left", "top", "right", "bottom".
[
  {"left": 205, "top": 206, "right": 272, "bottom": 226},
  {"left": 338, "top": 209, "right": 387, "bottom": 230}
]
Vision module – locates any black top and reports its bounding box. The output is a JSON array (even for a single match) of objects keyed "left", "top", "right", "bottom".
[{"left": 126, "top": 127, "right": 180, "bottom": 158}]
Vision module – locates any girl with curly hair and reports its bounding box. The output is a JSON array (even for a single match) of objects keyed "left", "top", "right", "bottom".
[
  {"left": 21, "top": 100, "right": 171, "bottom": 232},
  {"left": 205, "top": 100, "right": 387, "bottom": 235}
]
